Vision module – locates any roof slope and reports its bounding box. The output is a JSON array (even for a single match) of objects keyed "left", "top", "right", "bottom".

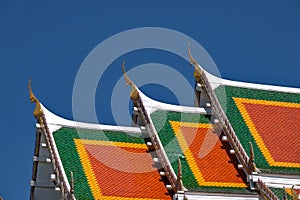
[
  {"left": 53, "top": 127, "right": 172, "bottom": 199},
  {"left": 150, "top": 110, "right": 251, "bottom": 194},
  {"left": 215, "top": 85, "right": 300, "bottom": 175}
]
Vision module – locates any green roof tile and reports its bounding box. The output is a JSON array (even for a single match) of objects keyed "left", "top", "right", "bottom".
[{"left": 270, "top": 187, "right": 292, "bottom": 200}]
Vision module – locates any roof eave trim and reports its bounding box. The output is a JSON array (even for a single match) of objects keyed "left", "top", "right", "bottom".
[
  {"left": 138, "top": 89, "right": 208, "bottom": 114},
  {"left": 40, "top": 104, "right": 142, "bottom": 134},
  {"left": 204, "top": 69, "right": 300, "bottom": 94}
]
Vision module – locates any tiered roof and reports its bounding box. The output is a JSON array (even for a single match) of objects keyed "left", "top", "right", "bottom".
[{"left": 29, "top": 48, "right": 300, "bottom": 200}]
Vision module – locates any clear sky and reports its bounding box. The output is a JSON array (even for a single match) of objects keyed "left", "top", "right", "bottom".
[{"left": 0, "top": 1, "right": 300, "bottom": 199}]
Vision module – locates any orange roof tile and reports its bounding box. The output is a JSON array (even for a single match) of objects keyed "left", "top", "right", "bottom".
[
  {"left": 75, "top": 139, "right": 171, "bottom": 199},
  {"left": 170, "top": 121, "right": 247, "bottom": 188},
  {"left": 234, "top": 98, "right": 300, "bottom": 167}
]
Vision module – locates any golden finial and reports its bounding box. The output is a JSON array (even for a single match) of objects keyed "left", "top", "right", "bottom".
[
  {"left": 249, "top": 141, "right": 260, "bottom": 173},
  {"left": 28, "top": 80, "right": 43, "bottom": 125},
  {"left": 283, "top": 186, "right": 288, "bottom": 200},
  {"left": 291, "top": 185, "right": 298, "bottom": 200},
  {"left": 188, "top": 42, "right": 202, "bottom": 83},
  {"left": 177, "top": 158, "right": 184, "bottom": 191},
  {"left": 122, "top": 62, "right": 139, "bottom": 101}
]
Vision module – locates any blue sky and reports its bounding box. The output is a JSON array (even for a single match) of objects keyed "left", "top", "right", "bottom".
[{"left": 0, "top": 1, "right": 300, "bottom": 199}]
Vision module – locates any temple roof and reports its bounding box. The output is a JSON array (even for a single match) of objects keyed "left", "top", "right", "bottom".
[{"left": 29, "top": 57, "right": 300, "bottom": 199}]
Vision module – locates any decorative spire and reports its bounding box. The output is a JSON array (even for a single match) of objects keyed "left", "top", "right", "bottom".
[
  {"left": 283, "top": 186, "right": 288, "bottom": 200},
  {"left": 188, "top": 43, "right": 203, "bottom": 83},
  {"left": 249, "top": 141, "right": 254, "bottom": 161},
  {"left": 248, "top": 141, "right": 260, "bottom": 173},
  {"left": 122, "top": 62, "right": 139, "bottom": 101},
  {"left": 28, "top": 80, "right": 43, "bottom": 125},
  {"left": 177, "top": 158, "right": 184, "bottom": 191},
  {"left": 70, "top": 171, "right": 74, "bottom": 194},
  {"left": 291, "top": 185, "right": 298, "bottom": 200}
]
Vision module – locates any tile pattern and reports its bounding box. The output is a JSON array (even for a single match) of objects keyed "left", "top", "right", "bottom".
[
  {"left": 234, "top": 97, "right": 300, "bottom": 167},
  {"left": 270, "top": 187, "right": 294, "bottom": 200},
  {"left": 150, "top": 110, "right": 250, "bottom": 193},
  {"left": 53, "top": 127, "right": 171, "bottom": 200},
  {"left": 170, "top": 121, "right": 246, "bottom": 187},
  {"left": 215, "top": 85, "right": 300, "bottom": 175}
]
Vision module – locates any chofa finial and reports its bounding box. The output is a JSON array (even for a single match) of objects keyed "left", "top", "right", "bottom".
[
  {"left": 122, "top": 62, "right": 139, "bottom": 100},
  {"left": 188, "top": 43, "right": 203, "bottom": 83},
  {"left": 28, "top": 80, "right": 43, "bottom": 124}
]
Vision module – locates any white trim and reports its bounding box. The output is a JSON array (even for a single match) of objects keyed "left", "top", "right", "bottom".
[
  {"left": 205, "top": 68, "right": 300, "bottom": 94},
  {"left": 185, "top": 193, "right": 259, "bottom": 200},
  {"left": 143, "top": 104, "right": 178, "bottom": 187},
  {"left": 41, "top": 104, "right": 143, "bottom": 134},
  {"left": 47, "top": 123, "right": 72, "bottom": 194},
  {"left": 252, "top": 174, "right": 300, "bottom": 189},
  {"left": 138, "top": 90, "right": 207, "bottom": 114}
]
